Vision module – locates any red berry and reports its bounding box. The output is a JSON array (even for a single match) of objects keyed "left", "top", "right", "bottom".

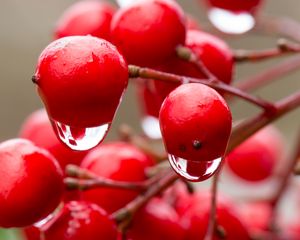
[
  {"left": 127, "top": 198, "right": 185, "bottom": 240},
  {"left": 42, "top": 201, "right": 117, "bottom": 240},
  {"left": 19, "top": 109, "right": 88, "bottom": 170},
  {"left": 159, "top": 83, "right": 232, "bottom": 163},
  {"left": 180, "top": 191, "right": 250, "bottom": 240},
  {"left": 226, "top": 125, "right": 284, "bottom": 182},
  {"left": 205, "top": 0, "right": 263, "bottom": 13},
  {"left": 23, "top": 226, "right": 41, "bottom": 240},
  {"left": 111, "top": 0, "right": 186, "bottom": 66},
  {"left": 54, "top": 0, "right": 116, "bottom": 40},
  {"left": 34, "top": 35, "right": 128, "bottom": 129},
  {"left": 0, "top": 139, "right": 63, "bottom": 228},
  {"left": 80, "top": 142, "right": 154, "bottom": 213},
  {"left": 154, "top": 30, "right": 233, "bottom": 105}
]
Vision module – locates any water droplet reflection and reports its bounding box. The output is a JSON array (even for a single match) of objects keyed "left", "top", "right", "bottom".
[
  {"left": 116, "top": 0, "right": 139, "bottom": 7},
  {"left": 168, "top": 154, "right": 222, "bottom": 182},
  {"left": 141, "top": 115, "right": 162, "bottom": 139},
  {"left": 208, "top": 8, "right": 255, "bottom": 34},
  {"left": 51, "top": 120, "right": 110, "bottom": 151}
]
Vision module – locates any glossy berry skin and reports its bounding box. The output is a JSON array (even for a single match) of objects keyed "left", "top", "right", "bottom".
[
  {"left": 19, "top": 109, "right": 88, "bottom": 170},
  {"left": 159, "top": 83, "right": 232, "bottom": 162},
  {"left": 179, "top": 191, "right": 250, "bottom": 240},
  {"left": 54, "top": 0, "right": 116, "bottom": 40},
  {"left": 111, "top": 0, "right": 186, "bottom": 66},
  {"left": 43, "top": 201, "right": 117, "bottom": 240},
  {"left": 0, "top": 139, "right": 64, "bottom": 228},
  {"left": 127, "top": 198, "right": 185, "bottom": 240},
  {"left": 80, "top": 142, "right": 154, "bottom": 213},
  {"left": 206, "top": 0, "right": 263, "bottom": 13},
  {"left": 226, "top": 126, "right": 284, "bottom": 182},
  {"left": 23, "top": 226, "right": 41, "bottom": 240},
  {"left": 154, "top": 30, "right": 233, "bottom": 106},
  {"left": 34, "top": 36, "right": 128, "bottom": 128}
]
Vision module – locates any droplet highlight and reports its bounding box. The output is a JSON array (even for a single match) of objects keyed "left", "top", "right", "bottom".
[
  {"left": 141, "top": 115, "right": 162, "bottom": 139},
  {"left": 168, "top": 154, "right": 222, "bottom": 182},
  {"left": 208, "top": 8, "right": 255, "bottom": 34},
  {"left": 116, "top": 0, "right": 139, "bottom": 7},
  {"left": 51, "top": 120, "right": 111, "bottom": 151}
]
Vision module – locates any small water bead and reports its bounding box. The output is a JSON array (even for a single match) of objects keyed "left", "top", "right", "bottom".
[
  {"left": 116, "top": 0, "right": 139, "bottom": 8},
  {"left": 141, "top": 115, "right": 162, "bottom": 139},
  {"left": 51, "top": 120, "right": 111, "bottom": 151},
  {"left": 168, "top": 154, "right": 222, "bottom": 182},
  {"left": 208, "top": 8, "right": 255, "bottom": 34}
]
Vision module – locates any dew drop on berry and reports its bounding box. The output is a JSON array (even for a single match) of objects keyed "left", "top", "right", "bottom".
[
  {"left": 207, "top": 8, "right": 255, "bottom": 34},
  {"left": 116, "top": 0, "right": 138, "bottom": 8},
  {"left": 168, "top": 154, "right": 222, "bottom": 182},
  {"left": 141, "top": 116, "right": 162, "bottom": 139},
  {"left": 50, "top": 120, "right": 111, "bottom": 151}
]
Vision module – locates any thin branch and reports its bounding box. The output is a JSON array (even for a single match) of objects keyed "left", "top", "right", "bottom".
[
  {"left": 234, "top": 39, "right": 300, "bottom": 63},
  {"left": 236, "top": 54, "right": 300, "bottom": 92},
  {"left": 128, "top": 65, "right": 276, "bottom": 112}
]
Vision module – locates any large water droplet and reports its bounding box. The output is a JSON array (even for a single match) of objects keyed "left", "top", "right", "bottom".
[
  {"left": 168, "top": 154, "right": 222, "bottom": 182},
  {"left": 51, "top": 120, "right": 111, "bottom": 151},
  {"left": 141, "top": 115, "right": 162, "bottom": 139},
  {"left": 116, "top": 0, "right": 139, "bottom": 7},
  {"left": 208, "top": 8, "right": 255, "bottom": 34}
]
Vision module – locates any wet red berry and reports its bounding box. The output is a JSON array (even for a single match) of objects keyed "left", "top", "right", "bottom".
[
  {"left": 179, "top": 191, "right": 250, "bottom": 240},
  {"left": 54, "top": 0, "right": 116, "bottom": 40},
  {"left": 19, "top": 109, "right": 88, "bottom": 170},
  {"left": 205, "top": 0, "right": 263, "bottom": 13},
  {"left": 42, "top": 201, "right": 117, "bottom": 240},
  {"left": 226, "top": 125, "right": 284, "bottom": 182},
  {"left": 0, "top": 139, "right": 64, "bottom": 228},
  {"left": 34, "top": 35, "right": 128, "bottom": 129},
  {"left": 80, "top": 142, "right": 154, "bottom": 213},
  {"left": 127, "top": 198, "right": 185, "bottom": 240},
  {"left": 159, "top": 83, "right": 232, "bottom": 163},
  {"left": 111, "top": 0, "right": 186, "bottom": 66}
]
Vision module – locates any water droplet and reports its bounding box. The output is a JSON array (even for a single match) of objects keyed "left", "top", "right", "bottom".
[
  {"left": 168, "top": 154, "right": 222, "bottom": 182},
  {"left": 141, "top": 115, "right": 162, "bottom": 139},
  {"left": 116, "top": 0, "right": 138, "bottom": 7},
  {"left": 51, "top": 119, "right": 111, "bottom": 151},
  {"left": 208, "top": 8, "right": 255, "bottom": 34},
  {"left": 33, "top": 213, "right": 54, "bottom": 228}
]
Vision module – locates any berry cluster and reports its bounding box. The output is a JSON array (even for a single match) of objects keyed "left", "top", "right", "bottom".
[{"left": 1, "top": 0, "right": 300, "bottom": 240}]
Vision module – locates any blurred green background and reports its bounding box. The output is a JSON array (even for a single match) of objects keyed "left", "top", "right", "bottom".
[{"left": 0, "top": 0, "right": 299, "bottom": 239}]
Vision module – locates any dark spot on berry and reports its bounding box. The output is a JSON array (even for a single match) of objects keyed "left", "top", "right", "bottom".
[
  {"left": 31, "top": 75, "right": 38, "bottom": 84},
  {"left": 179, "top": 144, "right": 187, "bottom": 152},
  {"left": 193, "top": 140, "right": 202, "bottom": 150}
]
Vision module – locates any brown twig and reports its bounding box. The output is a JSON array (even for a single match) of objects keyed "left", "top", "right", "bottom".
[
  {"left": 234, "top": 39, "right": 300, "bottom": 62},
  {"left": 236, "top": 54, "right": 300, "bottom": 92},
  {"left": 129, "top": 65, "right": 276, "bottom": 112}
]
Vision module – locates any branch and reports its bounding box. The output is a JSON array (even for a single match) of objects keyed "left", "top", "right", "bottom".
[
  {"left": 235, "top": 54, "right": 300, "bottom": 92},
  {"left": 234, "top": 39, "right": 300, "bottom": 63},
  {"left": 128, "top": 65, "right": 275, "bottom": 112}
]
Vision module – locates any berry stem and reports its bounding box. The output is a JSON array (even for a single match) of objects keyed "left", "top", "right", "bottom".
[
  {"left": 235, "top": 54, "right": 300, "bottom": 92},
  {"left": 128, "top": 65, "right": 276, "bottom": 112},
  {"left": 233, "top": 38, "right": 300, "bottom": 62}
]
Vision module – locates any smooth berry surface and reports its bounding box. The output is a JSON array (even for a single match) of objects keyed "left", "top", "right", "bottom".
[
  {"left": 34, "top": 36, "right": 128, "bottom": 128},
  {"left": 23, "top": 226, "right": 41, "bottom": 240},
  {"left": 0, "top": 139, "right": 63, "bottom": 228},
  {"left": 19, "top": 109, "right": 88, "bottom": 170},
  {"left": 127, "top": 198, "right": 185, "bottom": 240},
  {"left": 111, "top": 0, "right": 186, "bottom": 66},
  {"left": 206, "top": 0, "right": 263, "bottom": 13},
  {"left": 159, "top": 83, "right": 232, "bottom": 162},
  {"left": 80, "top": 142, "right": 154, "bottom": 213},
  {"left": 43, "top": 201, "right": 117, "bottom": 240},
  {"left": 154, "top": 30, "right": 233, "bottom": 107},
  {"left": 55, "top": 0, "right": 116, "bottom": 40},
  {"left": 226, "top": 125, "right": 284, "bottom": 181}
]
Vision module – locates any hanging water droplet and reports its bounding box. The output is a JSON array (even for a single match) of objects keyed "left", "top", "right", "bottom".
[
  {"left": 141, "top": 115, "right": 162, "bottom": 139},
  {"left": 116, "top": 0, "right": 139, "bottom": 8},
  {"left": 208, "top": 8, "right": 255, "bottom": 34},
  {"left": 168, "top": 154, "right": 222, "bottom": 182},
  {"left": 51, "top": 119, "right": 111, "bottom": 151}
]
